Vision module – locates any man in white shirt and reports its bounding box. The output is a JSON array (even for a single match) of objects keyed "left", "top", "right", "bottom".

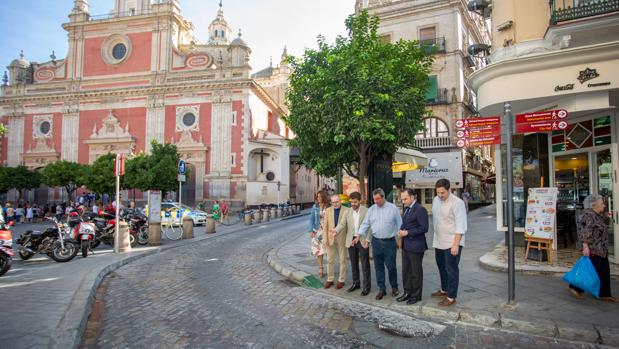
[{"left": 431, "top": 179, "right": 467, "bottom": 307}]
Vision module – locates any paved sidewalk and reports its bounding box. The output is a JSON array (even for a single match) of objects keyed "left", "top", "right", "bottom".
[
  {"left": 268, "top": 205, "right": 619, "bottom": 347},
  {"left": 0, "top": 214, "right": 302, "bottom": 349}
]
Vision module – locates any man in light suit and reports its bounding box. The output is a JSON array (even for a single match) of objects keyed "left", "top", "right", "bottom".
[
  {"left": 345, "top": 191, "right": 372, "bottom": 295},
  {"left": 323, "top": 194, "right": 350, "bottom": 289}
]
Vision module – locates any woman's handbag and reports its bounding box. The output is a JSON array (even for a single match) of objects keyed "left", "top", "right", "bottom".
[{"left": 563, "top": 256, "right": 600, "bottom": 298}]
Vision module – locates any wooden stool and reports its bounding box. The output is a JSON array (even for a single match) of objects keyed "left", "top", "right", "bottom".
[{"left": 524, "top": 237, "right": 554, "bottom": 265}]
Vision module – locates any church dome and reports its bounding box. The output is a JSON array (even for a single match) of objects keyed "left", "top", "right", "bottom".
[
  {"left": 230, "top": 30, "right": 249, "bottom": 48},
  {"left": 9, "top": 51, "right": 29, "bottom": 67}
]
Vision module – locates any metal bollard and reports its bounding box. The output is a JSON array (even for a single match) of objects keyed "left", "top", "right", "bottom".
[
  {"left": 262, "top": 208, "right": 270, "bottom": 222},
  {"left": 182, "top": 216, "right": 194, "bottom": 239},
  {"left": 205, "top": 214, "right": 216, "bottom": 234},
  {"left": 253, "top": 209, "right": 262, "bottom": 223},
  {"left": 244, "top": 211, "right": 252, "bottom": 225}
]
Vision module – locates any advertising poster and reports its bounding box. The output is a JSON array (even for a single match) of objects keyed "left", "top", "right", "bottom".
[
  {"left": 148, "top": 190, "right": 162, "bottom": 224},
  {"left": 524, "top": 187, "right": 558, "bottom": 240}
]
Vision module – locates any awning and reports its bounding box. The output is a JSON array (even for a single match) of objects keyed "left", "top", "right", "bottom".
[{"left": 392, "top": 147, "right": 428, "bottom": 173}]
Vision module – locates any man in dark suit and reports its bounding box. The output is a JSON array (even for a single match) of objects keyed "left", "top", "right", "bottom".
[{"left": 396, "top": 188, "right": 429, "bottom": 305}]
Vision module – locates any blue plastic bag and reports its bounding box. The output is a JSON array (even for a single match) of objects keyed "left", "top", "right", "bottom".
[{"left": 563, "top": 256, "right": 600, "bottom": 298}]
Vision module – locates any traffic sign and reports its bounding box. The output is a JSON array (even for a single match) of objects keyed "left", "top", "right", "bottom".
[
  {"left": 516, "top": 109, "right": 567, "bottom": 124},
  {"left": 177, "top": 174, "right": 186, "bottom": 182},
  {"left": 516, "top": 120, "right": 568, "bottom": 133},
  {"left": 114, "top": 154, "right": 125, "bottom": 176},
  {"left": 178, "top": 160, "right": 186, "bottom": 175},
  {"left": 456, "top": 116, "right": 501, "bottom": 147}
]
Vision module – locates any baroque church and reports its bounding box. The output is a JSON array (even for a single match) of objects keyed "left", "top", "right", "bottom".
[{"left": 0, "top": 0, "right": 325, "bottom": 206}]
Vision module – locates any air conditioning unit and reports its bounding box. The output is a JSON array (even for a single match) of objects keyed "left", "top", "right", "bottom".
[{"left": 467, "top": 0, "right": 492, "bottom": 18}]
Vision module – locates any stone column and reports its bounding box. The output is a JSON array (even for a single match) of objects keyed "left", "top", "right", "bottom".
[
  {"left": 61, "top": 112, "right": 79, "bottom": 162},
  {"left": 146, "top": 96, "right": 165, "bottom": 153},
  {"left": 7, "top": 114, "right": 24, "bottom": 166}
]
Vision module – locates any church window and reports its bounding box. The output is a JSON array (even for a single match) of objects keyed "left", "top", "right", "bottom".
[
  {"left": 39, "top": 121, "right": 51, "bottom": 135},
  {"left": 215, "top": 30, "right": 218, "bottom": 37},
  {"left": 221, "top": 30, "right": 225, "bottom": 38},
  {"left": 112, "top": 43, "right": 127, "bottom": 60},
  {"left": 231, "top": 111, "right": 237, "bottom": 126},
  {"left": 182, "top": 112, "right": 196, "bottom": 127},
  {"left": 231, "top": 153, "right": 236, "bottom": 166}
]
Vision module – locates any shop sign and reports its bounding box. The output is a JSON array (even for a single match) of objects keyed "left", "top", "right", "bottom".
[
  {"left": 524, "top": 187, "right": 558, "bottom": 241},
  {"left": 455, "top": 116, "right": 501, "bottom": 148},
  {"left": 405, "top": 152, "right": 463, "bottom": 188}
]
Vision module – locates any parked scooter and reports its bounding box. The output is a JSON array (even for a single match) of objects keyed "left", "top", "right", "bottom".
[
  {"left": 66, "top": 211, "right": 97, "bottom": 258},
  {"left": 123, "top": 210, "right": 148, "bottom": 246},
  {"left": 0, "top": 221, "right": 14, "bottom": 276},
  {"left": 17, "top": 217, "right": 79, "bottom": 263}
]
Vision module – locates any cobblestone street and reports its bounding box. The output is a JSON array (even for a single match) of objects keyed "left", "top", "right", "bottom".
[{"left": 81, "top": 218, "right": 607, "bottom": 349}]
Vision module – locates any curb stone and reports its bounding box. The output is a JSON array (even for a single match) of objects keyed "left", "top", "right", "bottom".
[
  {"left": 267, "top": 233, "right": 615, "bottom": 347},
  {"left": 52, "top": 213, "right": 308, "bottom": 349}
]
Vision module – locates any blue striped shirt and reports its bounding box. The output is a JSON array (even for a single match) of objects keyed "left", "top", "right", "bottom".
[{"left": 357, "top": 201, "right": 402, "bottom": 239}]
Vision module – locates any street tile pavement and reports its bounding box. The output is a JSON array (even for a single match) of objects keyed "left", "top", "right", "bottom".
[
  {"left": 272, "top": 205, "right": 619, "bottom": 347},
  {"left": 83, "top": 214, "right": 611, "bottom": 348}
]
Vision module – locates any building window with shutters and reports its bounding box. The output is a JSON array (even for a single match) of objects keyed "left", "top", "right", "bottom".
[{"left": 425, "top": 75, "right": 438, "bottom": 103}]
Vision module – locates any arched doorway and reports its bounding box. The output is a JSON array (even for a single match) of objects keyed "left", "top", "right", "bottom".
[{"left": 181, "top": 163, "right": 196, "bottom": 206}]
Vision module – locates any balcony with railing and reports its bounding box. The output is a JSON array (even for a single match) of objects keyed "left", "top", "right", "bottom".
[
  {"left": 550, "top": 0, "right": 619, "bottom": 24},
  {"left": 419, "top": 37, "right": 447, "bottom": 55},
  {"left": 414, "top": 136, "right": 453, "bottom": 149}
]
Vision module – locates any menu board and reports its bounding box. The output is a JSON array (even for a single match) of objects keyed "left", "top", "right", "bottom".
[{"left": 524, "top": 187, "right": 558, "bottom": 240}]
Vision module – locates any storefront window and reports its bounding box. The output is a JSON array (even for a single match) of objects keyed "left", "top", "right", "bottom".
[
  {"left": 501, "top": 134, "right": 549, "bottom": 228},
  {"left": 424, "top": 188, "right": 434, "bottom": 204}
]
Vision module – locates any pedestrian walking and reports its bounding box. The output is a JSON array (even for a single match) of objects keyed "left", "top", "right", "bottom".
[
  {"left": 355, "top": 188, "right": 402, "bottom": 300},
  {"left": 431, "top": 179, "right": 467, "bottom": 307},
  {"left": 309, "top": 191, "right": 328, "bottom": 278},
  {"left": 220, "top": 200, "right": 229, "bottom": 224},
  {"left": 15, "top": 205, "right": 24, "bottom": 224},
  {"left": 56, "top": 203, "right": 64, "bottom": 221},
  {"left": 344, "top": 191, "right": 371, "bottom": 295},
  {"left": 5, "top": 204, "right": 14, "bottom": 224},
  {"left": 212, "top": 200, "right": 221, "bottom": 222},
  {"left": 461, "top": 185, "right": 472, "bottom": 213},
  {"left": 322, "top": 194, "right": 350, "bottom": 289},
  {"left": 568, "top": 194, "right": 615, "bottom": 302},
  {"left": 396, "top": 189, "right": 428, "bottom": 305},
  {"left": 26, "top": 205, "right": 34, "bottom": 223}
]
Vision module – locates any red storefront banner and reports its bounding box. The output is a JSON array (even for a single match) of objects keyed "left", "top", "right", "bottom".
[
  {"left": 515, "top": 109, "right": 568, "bottom": 124},
  {"left": 516, "top": 120, "right": 569, "bottom": 133}
]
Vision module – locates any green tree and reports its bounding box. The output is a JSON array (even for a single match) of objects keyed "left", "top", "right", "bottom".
[
  {"left": 122, "top": 141, "right": 182, "bottom": 195},
  {"left": 284, "top": 11, "right": 432, "bottom": 200},
  {"left": 0, "top": 123, "right": 7, "bottom": 136},
  {"left": 147, "top": 141, "right": 182, "bottom": 193},
  {"left": 83, "top": 154, "right": 116, "bottom": 196},
  {"left": 43, "top": 161, "right": 87, "bottom": 201},
  {"left": 0, "top": 166, "right": 41, "bottom": 200}
]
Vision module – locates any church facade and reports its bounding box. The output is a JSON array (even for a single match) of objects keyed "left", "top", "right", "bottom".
[{"left": 0, "top": 0, "right": 303, "bottom": 207}]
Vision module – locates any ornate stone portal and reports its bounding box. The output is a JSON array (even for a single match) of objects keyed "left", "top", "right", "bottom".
[
  {"left": 22, "top": 114, "right": 59, "bottom": 169},
  {"left": 174, "top": 130, "right": 208, "bottom": 202},
  {"left": 84, "top": 110, "right": 136, "bottom": 163}
]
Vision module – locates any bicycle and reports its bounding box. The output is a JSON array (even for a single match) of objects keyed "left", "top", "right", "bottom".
[{"left": 161, "top": 209, "right": 182, "bottom": 240}]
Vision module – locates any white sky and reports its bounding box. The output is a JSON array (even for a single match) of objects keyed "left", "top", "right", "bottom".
[{"left": 0, "top": 1, "right": 354, "bottom": 74}]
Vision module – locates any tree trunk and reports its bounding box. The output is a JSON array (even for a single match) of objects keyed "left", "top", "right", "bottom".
[{"left": 359, "top": 155, "right": 367, "bottom": 204}]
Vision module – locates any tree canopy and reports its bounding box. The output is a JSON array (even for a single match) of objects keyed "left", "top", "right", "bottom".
[
  {"left": 284, "top": 10, "right": 433, "bottom": 200},
  {"left": 42, "top": 161, "right": 86, "bottom": 200},
  {"left": 83, "top": 154, "right": 116, "bottom": 196},
  {"left": 0, "top": 166, "right": 41, "bottom": 199},
  {"left": 123, "top": 141, "right": 182, "bottom": 193}
]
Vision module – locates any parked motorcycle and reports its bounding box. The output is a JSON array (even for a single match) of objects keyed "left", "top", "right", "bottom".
[
  {"left": 123, "top": 210, "right": 148, "bottom": 246},
  {"left": 17, "top": 217, "right": 79, "bottom": 263},
  {"left": 91, "top": 210, "right": 139, "bottom": 247},
  {"left": 66, "top": 212, "right": 97, "bottom": 258},
  {"left": 0, "top": 221, "right": 14, "bottom": 276}
]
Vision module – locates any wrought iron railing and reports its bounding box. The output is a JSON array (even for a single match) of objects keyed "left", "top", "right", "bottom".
[
  {"left": 550, "top": 0, "right": 619, "bottom": 24},
  {"left": 419, "top": 37, "right": 446, "bottom": 55},
  {"left": 89, "top": 9, "right": 153, "bottom": 21}
]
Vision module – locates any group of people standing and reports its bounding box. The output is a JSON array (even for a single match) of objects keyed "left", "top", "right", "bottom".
[
  {"left": 309, "top": 179, "right": 467, "bottom": 307},
  {"left": 2, "top": 202, "right": 41, "bottom": 224}
]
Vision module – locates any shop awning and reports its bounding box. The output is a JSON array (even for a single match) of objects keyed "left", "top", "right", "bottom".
[{"left": 392, "top": 147, "right": 428, "bottom": 173}]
